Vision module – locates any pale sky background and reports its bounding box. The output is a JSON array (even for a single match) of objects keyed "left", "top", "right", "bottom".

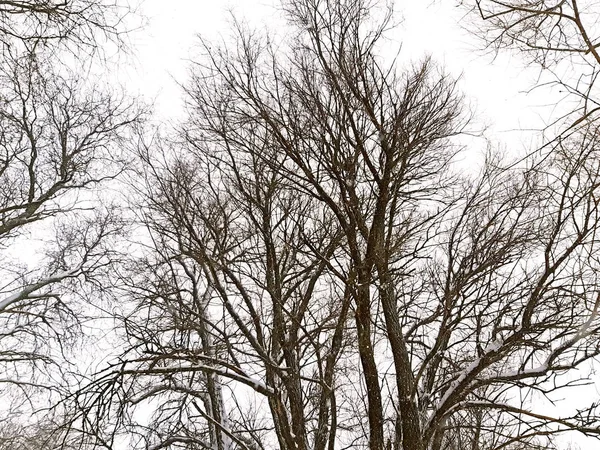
[{"left": 114, "top": 1, "right": 597, "bottom": 448}]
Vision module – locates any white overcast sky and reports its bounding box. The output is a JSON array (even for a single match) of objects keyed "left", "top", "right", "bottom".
[{"left": 119, "top": 2, "right": 597, "bottom": 448}]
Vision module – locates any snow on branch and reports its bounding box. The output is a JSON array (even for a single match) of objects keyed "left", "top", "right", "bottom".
[{"left": 0, "top": 269, "right": 79, "bottom": 314}]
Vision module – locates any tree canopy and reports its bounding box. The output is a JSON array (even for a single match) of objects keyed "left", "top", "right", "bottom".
[{"left": 4, "top": 1, "right": 600, "bottom": 450}]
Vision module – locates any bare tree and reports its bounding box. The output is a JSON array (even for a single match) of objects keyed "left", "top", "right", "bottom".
[
  {"left": 459, "top": 0, "right": 600, "bottom": 134},
  {"left": 0, "top": 0, "right": 134, "bottom": 54},
  {"left": 74, "top": 0, "right": 600, "bottom": 449},
  {"left": 0, "top": 413, "right": 84, "bottom": 450},
  {"left": 0, "top": 0, "right": 142, "bottom": 443},
  {"left": 0, "top": 44, "right": 142, "bottom": 446}
]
